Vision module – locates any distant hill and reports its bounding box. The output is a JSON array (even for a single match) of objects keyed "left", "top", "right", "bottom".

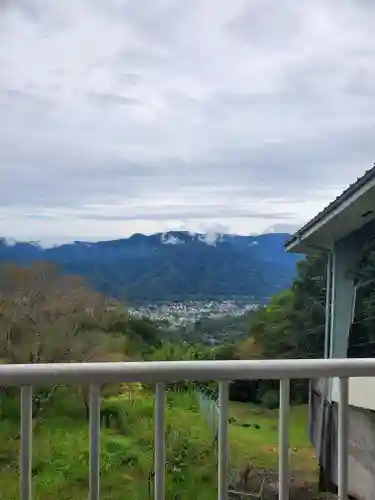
[{"left": 0, "top": 231, "right": 301, "bottom": 303}]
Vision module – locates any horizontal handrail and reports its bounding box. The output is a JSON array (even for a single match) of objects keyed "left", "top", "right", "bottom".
[
  {"left": 0, "top": 358, "right": 375, "bottom": 385},
  {"left": 4, "top": 361, "right": 356, "bottom": 500}
]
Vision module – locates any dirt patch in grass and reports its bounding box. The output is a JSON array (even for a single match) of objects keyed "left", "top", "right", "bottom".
[{"left": 229, "top": 467, "right": 321, "bottom": 500}]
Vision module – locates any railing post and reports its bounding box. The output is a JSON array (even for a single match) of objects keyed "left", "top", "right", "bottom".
[
  {"left": 213, "top": 401, "right": 216, "bottom": 442},
  {"left": 279, "top": 379, "right": 290, "bottom": 500},
  {"left": 218, "top": 381, "right": 229, "bottom": 500},
  {"left": 20, "top": 386, "right": 33, "bottom": 500},
  {"left": 338, "top": 377, "right": 349, "bottom": 500},
  {"left": 155, "top": 383, "right": 166, "bottom": 500},
  {"left": 89, "top": 384, "right": 101, "bottom": 500}
]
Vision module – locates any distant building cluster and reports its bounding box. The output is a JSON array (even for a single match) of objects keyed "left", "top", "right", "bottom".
[{"left": 129, "top": 300, "right": 259, "bottom": 329}]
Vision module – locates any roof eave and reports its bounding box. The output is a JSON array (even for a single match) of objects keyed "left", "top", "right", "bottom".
[{"left": 285, "top": 167, "right": 375, "bottom": 254}]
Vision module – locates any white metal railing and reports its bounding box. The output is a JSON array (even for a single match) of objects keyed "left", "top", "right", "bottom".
[{"left": 2, "top": 357, "right": 375, "bottom": 500}]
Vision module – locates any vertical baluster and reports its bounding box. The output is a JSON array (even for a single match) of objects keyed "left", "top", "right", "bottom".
[
  {"left": 155, "top": 383, "right": 165, "bottom": 500},
  {"left": 279, "top": 379, "right": 290, "bottom": 500},
  {"left": 20, "top": 386, "right": 33, "bottom": 500},
  {"left": 89, "top": 384, "right": 101, "bottom": 500},
  {"left": 212, "top": 400, "right": 215, "bottom": 440},
  {"left": 338, "top": 377, "right": 349, "bottom": 500},
  {"left": 218, "top": 381, "right": 229, "bottom": 500}
]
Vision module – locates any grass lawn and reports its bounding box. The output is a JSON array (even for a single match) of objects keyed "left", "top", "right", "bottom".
[
  {"left": 0, "top": 389, "right": 218, "bottom": 500},
  {"left": 228, "top": 401, "right": 318, "bottom": 483},
  {"left": 0, "top": 389, "right": 318, "bottom": 499}
]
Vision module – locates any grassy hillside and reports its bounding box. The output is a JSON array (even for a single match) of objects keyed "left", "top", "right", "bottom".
[
  {"left": 0, "top": 387, "right": 318, "bottom": 500},
  {"left": 228, "top": 402, "right": 317, "bottom": 482},
  {"left": 0, "top": 261, "right": 327, "bottom": 499},
  {"left": 0, "top": 389, "right": 216, "bottom": 500}
]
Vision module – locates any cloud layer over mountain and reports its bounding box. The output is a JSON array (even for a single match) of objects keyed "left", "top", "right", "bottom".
[{"left": 1, "top": 0, "right": 374, "bottom": 243}]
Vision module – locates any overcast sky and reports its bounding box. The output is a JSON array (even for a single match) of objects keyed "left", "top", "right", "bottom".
[{"left": 1, "top": 0, "right": 374, "bottom": 244}]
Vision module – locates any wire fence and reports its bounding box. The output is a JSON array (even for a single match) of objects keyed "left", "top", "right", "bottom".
[
  {"left": 195, "top": 385, "right": 265, "bottom": 499},
  {"left": 196, "top": 385, "right": 219, "bottom": 443}
]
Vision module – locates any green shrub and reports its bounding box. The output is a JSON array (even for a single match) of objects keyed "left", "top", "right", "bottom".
[{"left": 260, "top": 389, "right": 280, "bottom": 409}]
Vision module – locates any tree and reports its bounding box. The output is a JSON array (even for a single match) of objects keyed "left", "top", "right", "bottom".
[
  {"left": 348, "top": 247, "right": 375, "bottom": 357},
  {"left": 240, "top": 252, "right": 326, "bottom": 362},
  {"left": 0, "top": 262, "right": 127, "bottom": 419},
  {"left": 235, "top": 252, "right": 327, "bottom": 403}
]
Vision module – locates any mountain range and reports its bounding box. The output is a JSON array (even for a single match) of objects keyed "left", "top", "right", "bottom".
[{"left": 0, "top": 231, "right": 301, "bottom": 303}]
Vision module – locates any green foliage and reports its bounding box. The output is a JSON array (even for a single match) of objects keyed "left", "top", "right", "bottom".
[
  {"left": 345, "top": 243, "right": 375, "bottom": 357},
  {"left": 0, "top": 247, "right": 325, "bottom": 498},
  {"left": 228, "top": 402, "right": 317, "bottom": 481},
  {"left": 147, "top": 341, "right": 213, "bottom": 362},
  {"left": 145, "top": 342, "right": 214, "bottom": 392},
  {"left": 242, "top": 251, "right": 327, "bottom": 362},
  {"left": 0, "top": 244, "right": 332, "bottom": 497},
  {"left": 0, "top": 232, "right": 299, "bottom": 303},
  {"left": 235, "top": 252, "right": 327, "bottom": 404},
  {"left": 236, "top": 246, "right": 375, "bottom": 404},
  {"left": 260, "top": 390, "right": 280, "bottom": 409},
  {"left": 212, "top": 343, "right": 238, "bottom": 360},
  {"left": 0, "top": 389, "right": 218, "bottom": 500},
  {"left": 177, "top": 311, "right": 254, "bottom": 344},
  {"left": 0, "top": 386, "right": 318, "bottom": 499}
]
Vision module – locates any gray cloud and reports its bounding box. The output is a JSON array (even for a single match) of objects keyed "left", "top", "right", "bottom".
[
  {"left": 87, "top": 92, "right": 142, "bottom": 107},
  {"left": 226, "top": 1, "right": 306, "bottom": 49},
  {"left": 24, "top": 208, "right": 294, "bottom": 222},
  {"left": 0, "top": 0, "right": 374, "bottom": 242}
]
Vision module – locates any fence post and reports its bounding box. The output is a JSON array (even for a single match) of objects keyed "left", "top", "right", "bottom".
[
  {"left": 89, "top": 384, "right": 101, "bottom": 500},
  {"left": 338, "top": 377, "right": 349, "bottom": 500},
  {"left": 20, "top": 386, "right": 33, "bottom": 500},
  {"left": 218, "top": 381, "right": 229, "bottom": 500},
  {"left": 155, "top": 383, "right": 166, "bottom": 500},
  {"left": 279, "top": 379, "right": 290, "bottom": 500}
]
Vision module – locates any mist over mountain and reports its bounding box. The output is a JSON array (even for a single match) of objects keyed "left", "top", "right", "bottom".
[{"left": 0, "top": 231, "right": 300, "bottom": 303}]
